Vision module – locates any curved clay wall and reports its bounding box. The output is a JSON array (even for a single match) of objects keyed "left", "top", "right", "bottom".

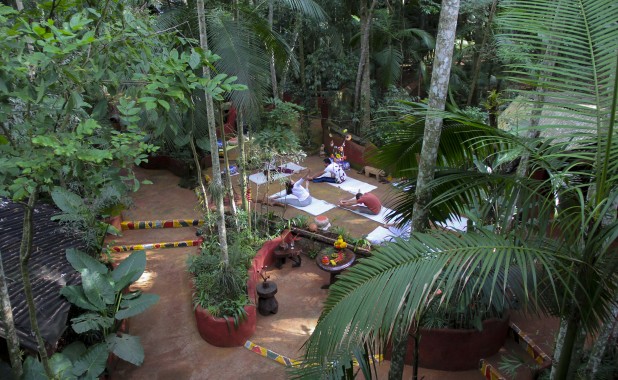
[{"left": 386, "top": 316, "right": 510, "bottom": 371}]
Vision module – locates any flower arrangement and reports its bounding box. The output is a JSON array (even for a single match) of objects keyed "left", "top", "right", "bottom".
[{"left": 334, "top": 235, "right": 347, "bottom": 250}]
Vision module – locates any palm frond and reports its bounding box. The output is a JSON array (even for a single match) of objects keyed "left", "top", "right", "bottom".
[
  {"left": 497, "top": 0, "right": 618, "bottom": 195},
  {"left": 206, "top": 8, "right": 271, "bottom": 119},
  {"left": 296, "top": 231, "right": 573, "bottom": 376},
  {"left": 276, "top": 0, "right": 327, "bottom": 21}
]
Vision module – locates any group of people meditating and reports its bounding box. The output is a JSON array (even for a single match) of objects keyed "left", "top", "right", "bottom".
[{"left": 260, "top": 158, "right": 383, "bottom": 215}]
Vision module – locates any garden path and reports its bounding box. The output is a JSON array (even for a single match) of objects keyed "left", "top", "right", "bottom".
[{"left": 108, "top": 164, "right": 558, "bottom": 380}]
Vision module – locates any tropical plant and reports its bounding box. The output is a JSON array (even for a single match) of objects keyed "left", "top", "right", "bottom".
[
  {"left": 188, "top": 228, "right": 260, "bottom": 326},
  {"left": 51, "top": 185, "right": 132, "bottom": 253},
  {"left": 294, "top": 1, "right": 618, "bottom": 380},
  {"left": 21, "top": 249, "right": 160, "bottom": 379}
]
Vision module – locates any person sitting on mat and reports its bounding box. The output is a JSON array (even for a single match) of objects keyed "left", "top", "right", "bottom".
[
  {"left": 307, "top": 158, "right": 347, "bottom": 184},
  {"left": 338, "top": 192, "right": 382, "bottom": 215},
  {"left": 264, "top": 169, "right": 312, "bottom": 207}
]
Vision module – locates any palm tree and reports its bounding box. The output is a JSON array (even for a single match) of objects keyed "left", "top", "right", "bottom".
[{"left": 294, "top": 1, "right": 618, "bottom": 379}]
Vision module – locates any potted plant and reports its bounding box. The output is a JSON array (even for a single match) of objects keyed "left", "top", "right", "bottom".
[{"left": 188, "top": 231, "right": 259, "bottom": 347}]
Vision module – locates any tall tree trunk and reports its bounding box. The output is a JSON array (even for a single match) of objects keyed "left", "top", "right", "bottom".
[
  {"left": 0, "top": 250, "right": 23, "bottom": 378},
  {"left": 587, "top": 307, "right": 618, "bottom": 378},
  {"left": 388, "top": 321, "right": 409, "bottom": 380},
  {"left": 268, "top": 0, "right": 278, "bottom": 99},
  {"left": 280, "top": 16, "right": 301, "bottom": 97},
  {"left": 411, "top": 0, "right": 460, "bottom": 232},
  {"left": 219, "top": 104, "right": 238, "bottom": 224},
  {"left": 552, "top": 311, "right": 581, "bottom": 380},
  {"left": 197, "top": 0, "right": 229, "bottom": 264},
  {"left": 19, "top": 191, "right": 54, "bottom": 378},
  {"left": 237, "top": 112, "right": 249, "bottom": 213},
  {"left": 360, "top": 40, "right": 371, "bottom": 136},
  {"left": 353, "top": 1, "right": 377, "bottom": 135},
  {"left": 466, "top": 0, "right": 498, "bottom": 106},
  {"left": 189, "top": 133, "right": 210, "bottom": 217}
]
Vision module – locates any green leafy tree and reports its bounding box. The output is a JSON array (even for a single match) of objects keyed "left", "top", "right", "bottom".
[
  {"left": 294, "top": 2, "right": 618, "bottom": 380},
  {"left": 0, "top": 2, "right": 243, "bottom": 375}
]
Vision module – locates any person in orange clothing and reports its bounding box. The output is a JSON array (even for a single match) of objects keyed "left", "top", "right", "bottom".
[{"left": 338, "top": 192, "right": 382, "bottom": 215}]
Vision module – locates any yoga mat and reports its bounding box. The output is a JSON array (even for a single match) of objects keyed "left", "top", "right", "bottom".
[
  {"left": 326, "top": 176, "right": 377, "bottom": 194},
  {"left": 366, "top": 223, "right": 411, "bottom": 245},
  {"left": 339, "top": 205, "right": 395, "bottom": 224},
  {"left": 249, "top": 171, "right": 292, "bottom": 186},
  {"left": 268, "top": 190, "right": 336, "bottom": 216},
  {"left": 366, "top": 226, "right": 396, "bottom": 245},
  {"left": 278, "top": 162, "right": 306, "bottom": 173},
  {"left": 434, "top": 215, "right": 468, "bottom": 232}
]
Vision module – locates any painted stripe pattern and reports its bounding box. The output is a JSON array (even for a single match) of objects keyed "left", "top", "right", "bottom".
[
  {"left": 479, "top": 359, "right": 505, "bottom": 380},
  {"left": 244, "top": 341, "right": 301, "bottom": 367},
  {"left": 509, "top": 322, "right": 552, "bottom": 367},
  {"left": 121, "top": 219, "right": 205, "bottom": 230},
  {"left": 244, "top": 340, "right": 382, "bottom": 368},
  {"left": 105, "top": 239, "right": 203, "bottom": 253}
]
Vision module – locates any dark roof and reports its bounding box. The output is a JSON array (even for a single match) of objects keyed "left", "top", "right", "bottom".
[{"left": 0, "top": 198, "right": 86, "bottom": 353}]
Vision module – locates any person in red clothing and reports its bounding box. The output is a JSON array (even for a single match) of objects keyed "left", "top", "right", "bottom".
[{"left": 338, "top": 192, "right": 382, "bottom": 215}]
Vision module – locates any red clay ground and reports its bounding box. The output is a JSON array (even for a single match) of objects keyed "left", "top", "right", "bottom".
[{"left": 109, "top": 163, "right": 559, "bottom": 380}]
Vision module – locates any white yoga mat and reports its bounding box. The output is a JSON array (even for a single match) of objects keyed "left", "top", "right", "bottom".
[
  {"left": 268, "top": 190, "right": 336, "bottom": 216},
  {"left": 339, "top": 205, "right": 395, "bottom": 224},
  {"left": 326, "top": 176, "right": 377, "bottom": 194},
  {"left": 434, "top": 215, "right": 468, "bottom": 232},
  {"left": 278, "top": 162, "right": 306, "bottom": 173},
  {"left": 366, "top": 227, "right": 397, "bottom": 245},
  {"left": 366, "top": 223, "right": 411, "bottom": 245},
  {"left": 249, "top": 171, "right": 292, "bottom": 186}
]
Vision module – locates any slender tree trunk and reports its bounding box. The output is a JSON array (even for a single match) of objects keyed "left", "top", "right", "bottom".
[
  {"left": 412, "top": 332, "right": 421, "bottom": 380},
  {"left": 189, "top": 132, "right": 211, "bottom": 216},
  {"left": 219, "top": 104, "right": 238, "bottom": 223},
  {"left": 587, "top": 307, "right": 618, "bottom": 378},
  {"left": 552, "top": 313, "right": 581, "bottom": 380},
  {"left": 388, "top": 324, "right": 409, "bottom": 380},
  {"left": 551, "top": 319, "right": 568, "bottom": 380},
  {"left": 238, "top": 112, "right": 249, "bottom": 213},
  {"left": 197, "top": 0, "right": 229, "bottom": 264},
  {"left": 19, "top": 191, "right": 54, "bottom": 378},
  {"left": 280, "top": 16, "right": 301, "bottom": 97},
  {"left": 412, "top": 0, "right": 461, "bottom": 232},
  {"left": 353, "top": 0, "right": 377, "bottom": 136},
  {"left": 268, "top": 0, "right": 278, "bottom": 99},
  {"left": 0, "top": 251, "right": 23, "bottom": 378},
  {"left": 466, "top": 0, "right": 498, "bottom": 106},
  {"left": 360, "top": 41, "right": 371, "bottom": 136}
]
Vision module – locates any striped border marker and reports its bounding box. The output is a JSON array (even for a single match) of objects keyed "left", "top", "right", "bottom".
[
  {"left": 509, "top": 322, "right": 552, "bottom": 366},
  {"left": 104, "top": 238, "right": 203, "bottom": 253},
  {"left": 121, "top": 219, "right": 205, "bottom": 230},
  {"left": 244, "top": 340, "right": 382, "bottom": 368},
  {"left": 479, "top": 359, "right": 505, "bottom": 380},
  {"left": 244, "top": 341, "right": 301, "bottom": 367}
]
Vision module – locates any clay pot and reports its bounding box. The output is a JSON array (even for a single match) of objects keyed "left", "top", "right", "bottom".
[{"left": 194, "top": 305, "right": 257, "bottom": 347}]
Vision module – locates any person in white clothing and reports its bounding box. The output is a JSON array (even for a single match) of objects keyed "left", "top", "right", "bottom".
[
  {"left": 307, "top": 158, "right": 347, "bottom": 184},
  {"left": 265, "top": 169, "right": 313, "bottom": 207}
]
